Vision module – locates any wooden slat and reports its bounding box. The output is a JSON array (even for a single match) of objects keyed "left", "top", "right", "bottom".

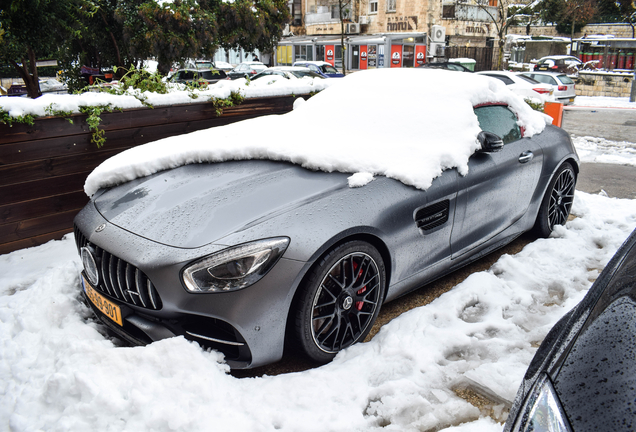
[
  {"left": 0, "top": 209, "right": 78, "bottom": 244},
  {"left": 0, "top": 172, "right": 89, "bottom": 206},
  {"left": 0, "top": 191, "right": 88, "bottom": 224},
  {"left": 0, "top": 228, "right": 73, "bottom": 256},
  {"left": 0, "top": 148, "right": 123, "bottom": 186}
]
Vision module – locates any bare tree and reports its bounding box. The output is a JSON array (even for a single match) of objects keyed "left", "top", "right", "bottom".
[{"left": 476, "top": 0, "right": 533, "bottom": 70}]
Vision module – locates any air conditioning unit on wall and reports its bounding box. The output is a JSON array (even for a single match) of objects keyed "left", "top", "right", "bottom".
[
  {"left": 346, "top": 23, "right": 360, "bottom": 34},
  {"left": 358, "top": 15, "right": 370, "bottom": 25},
  {"left": 431, "top": 25, "right": 446, "bottom": 42}
]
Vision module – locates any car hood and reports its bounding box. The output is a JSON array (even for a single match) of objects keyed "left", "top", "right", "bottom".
[{"left": 94, "top": 160, "right": 348, "bottom": 248}]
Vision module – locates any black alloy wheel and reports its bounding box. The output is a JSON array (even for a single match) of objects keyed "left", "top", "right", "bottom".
[
  {"left": 294, "top": 241, "right": 386, "bottom": 363},
  {"left": 534, "top": 162, "right": 576, "bottom": 237}
]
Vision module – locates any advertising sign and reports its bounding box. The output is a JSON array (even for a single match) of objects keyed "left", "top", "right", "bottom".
[
  {"left": 360, "top": 45, "right": 368, "bottom": 70},
  {"left": 390, "top": 45, "right": 402, "bottom": 68},
  {"left": 415, "top": 45, "right": 427, "bottom": 65},
  {"left": 325, "top": 45, "right": 335, "bottom": 66},
  {"left": 367, "top": 45, "right": 377, "bottom": 68}
]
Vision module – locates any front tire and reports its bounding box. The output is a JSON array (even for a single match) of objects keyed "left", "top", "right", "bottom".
[
  {"left": 294, "top": 241, "right": 386, "bottom": 363},
  {"left": 534, "top": 162, "right": 576, "bottom": 237}
]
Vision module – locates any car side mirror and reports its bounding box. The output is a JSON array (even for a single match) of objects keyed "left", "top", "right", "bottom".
[{"left": 478, "top": 131, "right": 504, "bottom": 152}]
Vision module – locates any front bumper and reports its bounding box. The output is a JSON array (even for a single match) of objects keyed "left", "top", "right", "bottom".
[{"left": 74, "top": 204, "right": 307, "bottom": 369}]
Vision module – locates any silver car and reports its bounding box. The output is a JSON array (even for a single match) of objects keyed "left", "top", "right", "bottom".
[
  {"left": 74, "top": 79, "right": 579, "bottom": 370},
  {"left": 520, "top": 72, "right": 577, "bottom": 105}
]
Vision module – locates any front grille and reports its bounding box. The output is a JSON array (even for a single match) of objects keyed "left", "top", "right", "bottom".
[{"left": 74, "top": 224, "right": 163, "bottom": 310}]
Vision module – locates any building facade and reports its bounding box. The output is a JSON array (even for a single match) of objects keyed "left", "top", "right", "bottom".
[{"left": 278, "top": 0, "right": 502, "bottom": 70}]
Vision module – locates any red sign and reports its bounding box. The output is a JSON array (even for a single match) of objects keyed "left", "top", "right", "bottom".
[
  {"left": 325, "top": 45, "right": 335, "bottom": 66},
  {"left": 360, "top": 45, "right": 368, "bottom": 70},
  {"left": 390, "top": 45, "right": 402, "bottom": 68},
  {"left": 415, "top": 45, "right": 427, "bottom": 65}
]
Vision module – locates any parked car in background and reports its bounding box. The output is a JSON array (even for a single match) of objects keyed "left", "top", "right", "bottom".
[
  {"left": 170, "top": 68, "right": 227, "bottom": 85},
  {"left": 189, "top": 60, "right": 234, "bottom": 72},
  {"left": 533, "top": 55, "right": 585, "bottom": 74},
  {"left": 520, "top": 71, "right": 576, "bottom": 105},
  {"left": 251, "top": 66, "right": 325, "bottom": 81},
  {"left": 504, "top": 227, "right": 636, "bottom": 432},
  {"left": 292, "top": 61, "right": 344, "bottom": 78},
  {"left": 226, "top": 61, "right": 268, "bottom": 80},
  {"left": 212, "top": 61, "right": 234, "bottom": 72},
  {"left": 74, "top": 70, "right": 578, "bottom": 370},
  {"left": 476, "top": 71, "right": 554, "bottom": 102},
  {"left": 417, "top": 62, "right": 473, "bottom": 72}
]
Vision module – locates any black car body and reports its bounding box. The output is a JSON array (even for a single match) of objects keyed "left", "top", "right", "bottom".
[
  {"left": 505, "top": 228, "right": 636, "bottom": 432},
  {"left": 226, "top": 62, "right": 268, "bottom": 80},
  {"left": 170, "top": 69, "right": 228, "bottom": 85}
]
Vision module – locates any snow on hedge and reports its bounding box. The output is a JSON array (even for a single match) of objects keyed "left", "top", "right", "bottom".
[{"left": 0, "top": 75, "right": 334, "bottom": 118}]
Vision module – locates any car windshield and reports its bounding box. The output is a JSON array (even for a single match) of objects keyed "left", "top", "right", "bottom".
[
  {"left": 195, "top": 62, "right": 213, "bottom": 69},
  {"left": 321, "top": 65, "right": 339, "bottom": 74}
]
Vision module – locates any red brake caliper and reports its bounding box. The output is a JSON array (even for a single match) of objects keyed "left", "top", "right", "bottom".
[{"left": 354, "top": 261, "right": 366, "bottom": 311}]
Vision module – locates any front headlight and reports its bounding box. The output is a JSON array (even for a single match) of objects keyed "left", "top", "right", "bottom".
[
  {"left": 512, "top": 374, "right": 572, "bottom": 432},
  {"left": 182, "top": 237, "right": 290, "bottom": 293}
]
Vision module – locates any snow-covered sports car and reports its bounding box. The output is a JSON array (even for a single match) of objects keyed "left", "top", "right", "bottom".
[{"left": 74, "top": 69, "right": 579, "bottom": 369}]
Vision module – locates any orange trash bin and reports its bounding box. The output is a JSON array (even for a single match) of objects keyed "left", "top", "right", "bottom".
[{"left": 544, "top": 102, "right": 564, "bottom": 128}]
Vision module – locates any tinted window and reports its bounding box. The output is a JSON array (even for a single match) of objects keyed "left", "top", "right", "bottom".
[
  {"left": 323, "top": 65, "right": 339, "bottom": 74},
  {"left": 482, "top": 74, "right": 514, "bottom": 85},
  {"left": 531, "top": 74, "right": 557, "bottom": 85},
  {"left": 558, "top": 75, "right": 574, "bottom": 84},
  {"left": 474, "top": 105, "right": 521, "bottom": 144},
  {"left": 289, "top": 70, "right": 323, "bottom": 78},
  {"left": 518, "top": 74, "right": 539, "bottom": 84},
  {"left": 200, "top": 70, "right": 226, "bottom": 80}
]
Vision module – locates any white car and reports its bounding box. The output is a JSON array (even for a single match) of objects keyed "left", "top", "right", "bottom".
[
  {"left": 476, "top": 71, "right": 554, "bottom": 103},
  {"left": 519, "top": 71, "right": 576, "bottom": 105}
]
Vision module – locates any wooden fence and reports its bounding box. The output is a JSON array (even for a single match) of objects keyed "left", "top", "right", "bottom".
[{"left": 0, "top": 95, "right": 299, "bottom": 255}]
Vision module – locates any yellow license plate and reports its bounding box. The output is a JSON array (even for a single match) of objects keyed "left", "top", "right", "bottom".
[{"left": 82, "top": 275, "right": 123, "bottom": 326}]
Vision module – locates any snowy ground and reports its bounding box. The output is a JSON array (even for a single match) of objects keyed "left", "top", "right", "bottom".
[{"left": 2, "top": 94, "right": 636, "bottom": 432}]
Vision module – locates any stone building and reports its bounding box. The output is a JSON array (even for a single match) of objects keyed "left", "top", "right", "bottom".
[{"left": 277, "top": 0, "right": 503, "bottom": 70}]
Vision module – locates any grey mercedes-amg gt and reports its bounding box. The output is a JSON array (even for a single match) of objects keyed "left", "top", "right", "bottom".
[{"left": 74, "top": 71, "right": 579, "bottom": 369}]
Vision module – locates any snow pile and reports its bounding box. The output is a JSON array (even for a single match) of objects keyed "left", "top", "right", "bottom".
[
  {"left": 1, "top": 191, "right": 635, "bottom": 432},
  {"left": 572, "top": 96, "right": 636, "bottom": 109},
  {"left": 0, "top": 75, "right": 334, "bottom": 118},
  {"left": 573, "top": 136, "right": 636, "bottom": 165},
  {"left": 83, "top": 68, "right": 550, "bottom": 196}
]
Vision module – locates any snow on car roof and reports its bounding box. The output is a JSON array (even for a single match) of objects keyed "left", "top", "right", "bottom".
[
  {"left": 293, "top": 60, "right": 332, "bottom": 66},
  {"left": 84, "top": 68, "right": 550, "bottom": 196}
]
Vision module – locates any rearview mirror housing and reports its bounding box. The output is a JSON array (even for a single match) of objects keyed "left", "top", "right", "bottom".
[{"left": 477, "top": 131, "right": 504, "bottom": 152}]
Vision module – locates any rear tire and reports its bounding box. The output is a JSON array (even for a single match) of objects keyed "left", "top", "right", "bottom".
[
  {"left": 293, "top": 241, "right": 386, "bottom": 363},
  {"left": 533, "top": 162, "right": 576, "bottom": 238}
]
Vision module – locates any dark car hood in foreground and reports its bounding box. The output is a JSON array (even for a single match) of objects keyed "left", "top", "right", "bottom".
[
  {"left": 505, "top": 228, "right": 636, "bottom": 432},
  {"left": 94, "top": 160, "right": 348, "bottom": 248}
]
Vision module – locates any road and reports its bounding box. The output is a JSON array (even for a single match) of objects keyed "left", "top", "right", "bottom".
[
  {"left": 233, "top": 106, "right": 636, "bottom": 378},
  {"left": 563, "top": 106, "right": 636, "bottom": 199}
]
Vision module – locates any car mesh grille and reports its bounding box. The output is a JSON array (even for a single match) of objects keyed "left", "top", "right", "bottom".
[
  {"left": 415, "top": 200, "right": 450, "bottom": 231},
  {"left": 74, "top": 225, "right": 163, "bottom": 311}
]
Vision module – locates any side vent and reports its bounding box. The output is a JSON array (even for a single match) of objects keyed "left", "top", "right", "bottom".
[{"left": 415, "top": 200, "right": 450, "bottom": 232}]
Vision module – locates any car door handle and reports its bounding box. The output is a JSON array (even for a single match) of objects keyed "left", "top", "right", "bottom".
[{"left": 518, "top": 151, "right": 534, "bottom": 164}]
